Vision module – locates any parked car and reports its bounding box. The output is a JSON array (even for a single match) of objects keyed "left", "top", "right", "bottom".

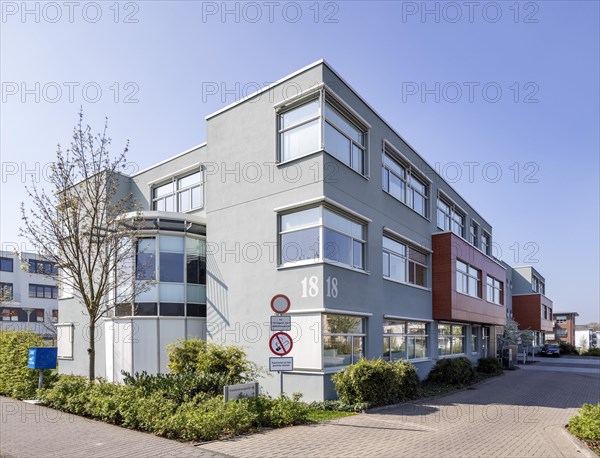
[{"left": 540, "top": 344, "right": 561, "bottom": 357}]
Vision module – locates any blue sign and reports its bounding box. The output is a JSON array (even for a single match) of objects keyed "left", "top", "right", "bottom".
[{"left": 27, "top": 347, "right": 58, "bottom": 370}]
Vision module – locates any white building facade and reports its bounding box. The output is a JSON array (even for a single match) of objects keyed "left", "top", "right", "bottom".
[{"left": 0, "top": 250, "right": 58, "bottom": 338}]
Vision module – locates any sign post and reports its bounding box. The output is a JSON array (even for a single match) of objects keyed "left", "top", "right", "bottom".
[{"left": 269, "top": 294, "right": 292, "bottom": 395}]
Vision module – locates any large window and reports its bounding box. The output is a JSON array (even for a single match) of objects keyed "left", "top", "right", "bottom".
[
  {"left": 456, "top": 260, "right": 481, "bottom": 298},
  {"left": 471, "top": 327, "right": 480, "bottom": 353},
  {"left": 279, "top": 206, "right": 366, "bottom": 270},
  {"left": 28, "top": 284, "right": 58, "bottom": 299},
  {"left": 152, "top": 170, "right": 203, "bottom": 212},
  {"left": 124, "top": 235, "right": 206, "bottom": 318},
  {"left": 278, "top": 92, "right": 368, "bottom": 175},
  {"left": 532, "top": 276, "right": 545, "bottom": 295},
  {"left": 0, "top": 307, "right": 44, "bottom": 322},
  {"left": 28, "top": 259, "right": 58, "bottom": 275},
  {"left": 136, "top": 238, "right": 156, "bottom": 280},
  {"left": 0, "top": 283, "right": 13, "bottom": 300},
  {"left": 486, "top": 275, "right": 504, "bottom": 305},
  {"left": 437, "top": 197, "right": 465, "bottom": 237},
  {"left": 0, "top": 257, "right": 13, "bottom": 272},
  {"left": 438, "top": 324, "right": 466, "bottom": 356},
  {"left": 382, "top": 153, "right": 428, "bottom": 217},
  {"left": 383, "top": 320, "right": 428, "bottom": 361},
  {"left": 323, "top": 314, "right": 365, "bottom": 368},
  {"left": 279, "top": 97, "right": 321, "bottom": 162},
  {"left": 382, "top": 235, "right": 427, "bottom": 287},
  {"left": 481, "top": 231, "right": 491, "bottom": 255},
  {"left": 469, "top": 222, "right": 479, "bottom": 247},
  {"left": 0, "top": 308, "right": 19, "bottom": 321},
  {"left": 324, "top": 101, "right": 366, "bottom": 174}
]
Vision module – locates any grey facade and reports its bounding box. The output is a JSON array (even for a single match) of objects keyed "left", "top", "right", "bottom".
[{"left": 59, "top": 60, "right": 522, "bottom": 401}]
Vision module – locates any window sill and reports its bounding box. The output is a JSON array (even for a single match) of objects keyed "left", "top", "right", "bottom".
[
  {"left": 323, "top": 149, "right": 370, "bottom": 181},
  {"left": 277, "top": 150, "right": 323, "bottom": 169},
  {"left": 277, "top": 260, "right": 370, "bottom": 276},
  {"left": 323, "top": 260, "right": 370, "bottom": 275},
  {"left": 383, "top": 276, "right": 430, "bottom": 291},
  {"left": 408, "top": 357, "right": 431, "bottom": 363},
  {"left": 438, "top": 353, "right": 467, "bottom": 359},
  {"left": 277, "top": 150, "right": 370, "bottom": 182},
  {"left": 383, "top": 190, "right": 430, "bottom": 222},
  {"left": 323, "top": 366, "right": 350, "bottom": 374},
  {"left": 456, "top": 291, "right": 482, "bottom": 301}
]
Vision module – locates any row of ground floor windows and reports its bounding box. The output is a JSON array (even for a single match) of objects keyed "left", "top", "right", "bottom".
[{"left": 323, "top": 314, "right": 491, "bottom": 368}]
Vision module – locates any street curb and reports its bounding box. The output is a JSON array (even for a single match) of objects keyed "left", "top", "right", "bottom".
[{"left": 562, "top": 426, "right": 598, "bottom": 458}]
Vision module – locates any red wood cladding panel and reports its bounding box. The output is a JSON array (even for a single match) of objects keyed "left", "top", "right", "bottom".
[
  {"left": 512, "top": 294, "right": 554, "bottom": 332},
  {"left": 432, "top": 232, "right": 506, "bottom": 326}
]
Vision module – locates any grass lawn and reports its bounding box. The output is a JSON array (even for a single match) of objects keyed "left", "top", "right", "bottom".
[{"left": 306, "top": 409, "right": 356, "bottom": 422}]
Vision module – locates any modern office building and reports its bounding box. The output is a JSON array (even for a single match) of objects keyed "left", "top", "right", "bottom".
[
  {"left": 552, "top": 312, "right": 578, "bottom": 346},
  {"left": 59, "top": 60, "right": 520, "bottom": 400},
  {"left": 0, "top": 250, "right": 58, "bottom": 338},
  {"left": 511, "top": 266, "right": 554, "bottom": 347}
]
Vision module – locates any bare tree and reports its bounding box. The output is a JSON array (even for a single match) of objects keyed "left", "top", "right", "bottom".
[{"left": 20, "top": 111, "right": 150, "bottom": 380}]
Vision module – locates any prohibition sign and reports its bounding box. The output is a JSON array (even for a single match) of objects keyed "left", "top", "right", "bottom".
[
  {"left": 270, "top": 294, "right": 291, "bottom": 314},
  {"left": 269, "top": 332, "right": 293, "bottom": 356}
]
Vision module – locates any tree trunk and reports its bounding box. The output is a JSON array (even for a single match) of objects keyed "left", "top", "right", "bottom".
[{"left": 87, "top": 318, "right": 95, "bottom": 380}]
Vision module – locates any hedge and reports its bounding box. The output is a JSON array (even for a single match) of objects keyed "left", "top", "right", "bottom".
[
  {"left": 426, "top": 357, "right": 476, "bottom": 387},
  {"left": 332, "top": 358, "right": 419, "bottom": 407},
  {"left": 0, "top": 331, "right": 57, "bottom": 399},
  {"left": 569, "top": 403, "right": 600, "bottom": 451}
]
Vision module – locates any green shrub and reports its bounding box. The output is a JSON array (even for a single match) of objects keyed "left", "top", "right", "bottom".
[
  {"left": 332, "top": 359, "right": 419, "bottom": 407},
  {"left": 85, "top": 378, "right": 127, "bottom": 423},
  {"left": 582, "top": 348, "right": 600, "bottom": 357},
  {"left": 167, "top": 339, "right": 260, "bottom": 385},
  {"left": 0, "top": 331, "right": 57, "bottom": 399},
  {"left": 266, "top": 393, "right": 310, "bottom": 427},
  {"left": 164, "top": 395, "right": 260, "bottom": 441},
  {"left": 39, "top": 374, "right": 91, "bottom": 415},
  {"left": 122, "top": 370, "right": 227, "bottom": 402},
  {"left": 426, "top": 357, "right": 476, "bottom": 387},
  {"left": 569, "top": 403, "right": 600, "bottom": 444},
  {"left": 120, "top": 390, "right": 178, "bottom": 433},
  {"left": 476, "top": 357, "right": 503, "bottom": 375},
  {"left": 559, "top": 342, "right": 579, "bottom": 355}
]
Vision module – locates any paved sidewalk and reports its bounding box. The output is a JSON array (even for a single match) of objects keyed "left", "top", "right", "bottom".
[
  {"left": 198, "top": 366, "right": 599, "bottom": 458},
  {"left": 1, "top": 358, "right": 598, "bottom": 457},
  {"left": 0, "top": 397, "right": 229, "bottom": 458}
]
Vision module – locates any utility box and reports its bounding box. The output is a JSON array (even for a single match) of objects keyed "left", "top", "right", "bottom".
[{"left": 27, "top": 347, "right": 58, "bottom": 370}]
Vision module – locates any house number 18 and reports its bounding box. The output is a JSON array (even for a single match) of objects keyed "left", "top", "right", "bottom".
[{"left": 301, "top": 276, "right": 338, "bottom": 298}]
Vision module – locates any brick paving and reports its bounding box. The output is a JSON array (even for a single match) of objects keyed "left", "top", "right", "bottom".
[
  {"left": 1, "top": 357, "right": 598, "bottom": 458},
  {"left": 198, "top": 361, "right": 600, "bottom": 458},
  {"left": 0, "top": 398, "right": 229, "bottom": 458}
]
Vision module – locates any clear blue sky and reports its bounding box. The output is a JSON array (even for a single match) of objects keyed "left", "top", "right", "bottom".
[{"left": 1, "top": 1, "right": 598, "bottom": 323}]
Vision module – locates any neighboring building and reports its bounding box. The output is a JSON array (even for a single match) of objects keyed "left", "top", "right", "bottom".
[
  {"left": 552, "top": 312, "right": 578, "bottom": 346},
  {"left": 58, "top": 60, "right": 521, "bottom": 400},
  {"left": 510, "top": 266, "right": 554, "bottom": 347},
  {"left": 0, "top": 250, "right": 58, "bottom": 338},
  {"left": 574, "top": 326, "right": 596, "bottom": 351}
]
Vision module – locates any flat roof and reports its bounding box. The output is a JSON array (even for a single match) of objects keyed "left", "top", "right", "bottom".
[{"left": 131, "top": 143, "right": 206, "bottom": 178}]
